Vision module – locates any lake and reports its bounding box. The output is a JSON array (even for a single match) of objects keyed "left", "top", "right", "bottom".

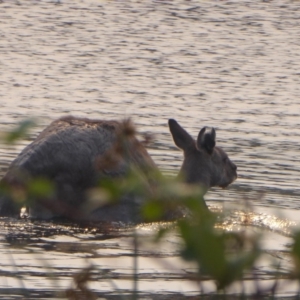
[{"left": 0, "top": 0, "right": 300, "bottom": 298}]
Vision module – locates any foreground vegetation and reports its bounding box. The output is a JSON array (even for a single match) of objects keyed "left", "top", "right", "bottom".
[{"left": 1, "top": 120, "right": 300, "bottom": 299}]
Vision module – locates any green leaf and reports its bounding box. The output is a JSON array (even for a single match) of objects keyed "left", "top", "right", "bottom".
[
  {"left": 142, "top": 201, "right": 164, "bottom": 221},
  {"left": 27, "top": 178, "right": 54, "bottom": 198},
  {"left": 4, "top": 119, "right": 35, "bottom": 143}
]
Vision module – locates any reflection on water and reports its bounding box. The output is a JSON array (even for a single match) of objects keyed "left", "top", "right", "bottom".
[
  {"left": 1, "top": 0, "right": 300, "bottom": 297},
  {"left": 212, "top": 206, "right": 297, "bottom": 237},
  {"left": 0, "top": 206, "right": 298, "bottom": 298},
  {"left": 1, "top": 0, "right": 300, "bottom": 208}
]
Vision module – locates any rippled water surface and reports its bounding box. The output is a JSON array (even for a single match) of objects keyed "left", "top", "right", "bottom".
[{"left": 1, "top": 0, "right": 300, "bottom": 298}]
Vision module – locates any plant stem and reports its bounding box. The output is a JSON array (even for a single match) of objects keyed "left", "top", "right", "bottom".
[{"left": 133, "top": 227, "right": 138, "bottom": 300}]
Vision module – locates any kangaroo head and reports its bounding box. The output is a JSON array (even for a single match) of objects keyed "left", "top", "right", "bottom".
[{"left": 168, "top": 119, "right": 237, "bottom": 193}]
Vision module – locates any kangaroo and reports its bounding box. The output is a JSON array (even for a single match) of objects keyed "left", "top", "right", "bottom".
[{"left": 0, "top": 116, "right": 237, "bottom": 222}]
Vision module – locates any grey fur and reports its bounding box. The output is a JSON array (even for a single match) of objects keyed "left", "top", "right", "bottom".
[
  {"left": 0, "top": 116, "right": 237, "bottom": 222},
  {"left": 168, "top": 119, "right": 237, "bottom": 193}
]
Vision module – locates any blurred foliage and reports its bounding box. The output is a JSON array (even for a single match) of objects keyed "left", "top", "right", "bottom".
[
  {"left": 65, "top": 265, "right": 97, "bottom": 300},
  {"left": 2, "top": 119, "right": 35, "bottom": 144},
  {"left": 178, "top": 207, "right": 260, "bottom": 290},
  {"left": 1, "top": 119, "right": 300, "bottom": 298},
  {"left": 291, "top": 231, "right": 300, "bottom": 279}
]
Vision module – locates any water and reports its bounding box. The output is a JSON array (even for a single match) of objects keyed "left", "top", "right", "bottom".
[{"left": 0, "top": 0, "right": 300, "bottom": 298}]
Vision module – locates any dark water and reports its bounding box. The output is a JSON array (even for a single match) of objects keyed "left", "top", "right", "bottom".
[{"left": 0, "top": 0, "right": 300, "bottom": 298}]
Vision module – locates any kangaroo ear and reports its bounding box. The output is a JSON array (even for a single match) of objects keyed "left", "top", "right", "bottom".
[
  {"left": 168, "top": 119, "right": 195, "bottom": 151},
  {"left": 197, "top": 127, "right": 216, "bottom": 154}
]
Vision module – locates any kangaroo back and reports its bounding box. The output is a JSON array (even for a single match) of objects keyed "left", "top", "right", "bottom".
[{"left": 0, "top": 116, "right": 157, "bottom": 219}]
